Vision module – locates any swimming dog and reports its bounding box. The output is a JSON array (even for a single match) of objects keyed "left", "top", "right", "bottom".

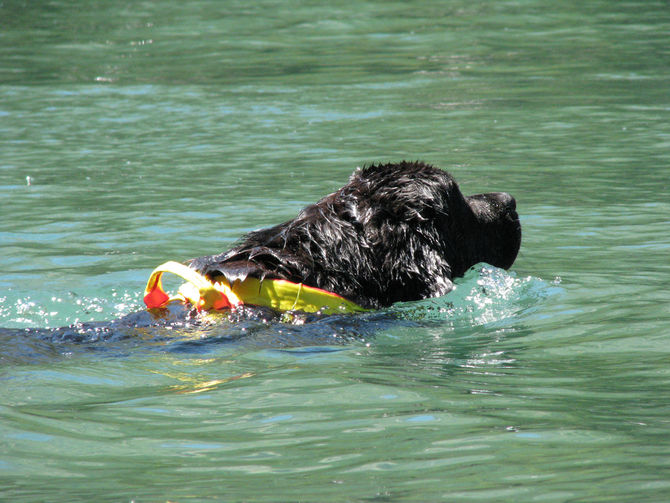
[{"left": 188, "top": 161, "right": 521, "bottom": 310}]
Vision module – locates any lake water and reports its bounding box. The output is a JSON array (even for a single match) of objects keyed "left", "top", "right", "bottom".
[{"left": 2, "top": 1, "right": 670, "bottom": 501}]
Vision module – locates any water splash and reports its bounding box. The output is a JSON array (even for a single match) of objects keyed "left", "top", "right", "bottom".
[
  {"left": 0, "top": 265, "right": 560, "bottom": 364},
  {"left": 0, "top": 290, "right": 144, "bottom": 329},
  {"left": 391, "top": 264, "right": 561, "bottom": 327}
]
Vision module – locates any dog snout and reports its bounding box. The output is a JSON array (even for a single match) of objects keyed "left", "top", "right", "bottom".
[
  {"left": 467, "top": 192, "right": 517, "bottom": 217},
  {"left": 490, "top": 192, "right": 516, "bottom": 212}
]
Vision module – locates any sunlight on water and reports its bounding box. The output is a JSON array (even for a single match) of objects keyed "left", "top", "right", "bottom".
[{"left": 0, "top": 290, "right": 144, "bottom": 329}]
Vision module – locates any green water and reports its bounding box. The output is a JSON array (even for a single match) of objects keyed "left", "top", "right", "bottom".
[{"left": 2, "top": 0, "right": 670, "bottom": 501}]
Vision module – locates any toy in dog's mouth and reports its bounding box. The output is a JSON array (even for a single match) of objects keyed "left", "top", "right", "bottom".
[{"left": 143, "top": 261, "right": 365, "bottom": 315}]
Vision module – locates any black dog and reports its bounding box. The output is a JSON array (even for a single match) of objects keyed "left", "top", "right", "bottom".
[
  {"left": 2, "top": 161, "right": 521, "bottom": 348},
  {"left": 189, "top": 161, "right": 521, "bottom": 310}
]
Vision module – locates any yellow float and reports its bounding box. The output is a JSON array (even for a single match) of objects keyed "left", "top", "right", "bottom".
[{"left": 143, "top": 261, "right": 364, "bottom": 315}]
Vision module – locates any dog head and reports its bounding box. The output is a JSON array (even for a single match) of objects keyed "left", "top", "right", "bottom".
[{"left": 333, "top": 161, "right": 521, "bottom": 304}]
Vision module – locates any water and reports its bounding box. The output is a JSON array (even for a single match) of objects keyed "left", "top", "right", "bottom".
[{"left": 2, "top": 0, "right": 670, "bottom": 501}]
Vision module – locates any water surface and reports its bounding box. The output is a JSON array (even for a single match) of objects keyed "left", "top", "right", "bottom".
[{"left": 2, "top": 1, "right": 670, "bottom": 501}]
